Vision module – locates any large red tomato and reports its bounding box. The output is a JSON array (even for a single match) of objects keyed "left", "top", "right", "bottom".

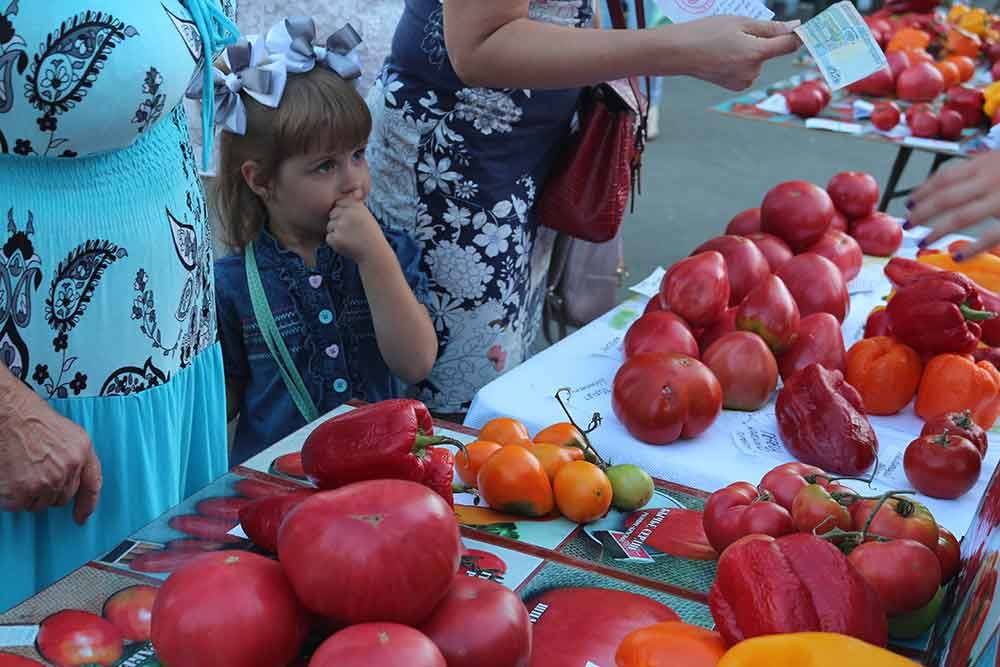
[
  {"left": 850, "top": 213, "right": 902, "bottom": 257},
  {"left": 936, "top": 525, "right": 961, "bottom": 583},
  {"left": 696, "top": 307, "right": 737, "bottom": 355},
  {"left": 310, "top": 623, "right": 445, "bottom": 667},
  {"left": 903, "top": 432, "right": 982, "bottom": 499},
  {"left": 419, "top": 576, "right": 531, "bottom": 667},
  {"left": 526, "top": 588, "right": 679, "bottom": 667},
  {"left": 897, "top": 63, "right": 945, "bottom": 102},
  {"left": 776, "top": 253, "right": 849, "bottom": 322},
  {"left": 36, "top": 611, "right": 123, "bottom": 667},
  {"left": 759, "top": 461, "right": 832, "bottom": 511},
  {"left": 624, "top": 311, "right": 699, "bottom": 359},
  {"left": 150, "top": 552, "right": 309, "bottom": 667},
  {"left": 827, "top": 172, "right": 880, "bottom": 220},
  {"left": 777, "top": 312, "right": 847, "bottom": 381},
  {"left": 102, "top": 585, "right": 157, "bottom": 642},
  {"left": 612, "top": 353, "right": 723, "bottom": 445},
  {"left": 725, "top": 208, "right": 761, "bottom": 235},
  {"left": 847, "top": 539, "right": 942, "bottom": 615},
  {"left": 702, "top": 332, "right": 778, "bottom": 411},
  {"left": 761, "top": 181, "right": 835, "bottom": 252},
  {"left": 806, "top": 230, "right": 864, "bottom": 282},
  {"left": 278, "top": 480, "right": 461, "bottom": 625},
  {"left": 850, "top": 496, "right": 939, "bottom": 551},
  {"left": 735, "top": 274, "right": 801, "bottom": 354},
  {"left": 692, "top": 235, "right": 771, "bottom": 306},
  {"left": 745, "top": 232, "right": 793, "bottom": 272}
]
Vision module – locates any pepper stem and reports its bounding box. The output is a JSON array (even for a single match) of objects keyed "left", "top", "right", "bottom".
[
  {"left": 554, "top": 387, "right": 610, "bottom": 469},
  {"left": 414, "top": 434, "right": 469, "bottom": 462},
  {"left": 961, "top": 303, "right": 997, "bottom": 321}
]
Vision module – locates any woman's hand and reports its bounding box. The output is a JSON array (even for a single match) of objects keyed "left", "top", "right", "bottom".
[
  {"left": 907, "top": 151, "right": 1000, "bottom": 259},
  {"left": 0, "top": 373, "right": 102, "bottom": 525},
  {"left": 664, "top": 16, "right": 802, "bottom": 91}
]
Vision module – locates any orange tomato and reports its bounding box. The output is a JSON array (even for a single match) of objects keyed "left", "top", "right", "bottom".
[
  {"left": 477, "top": 445, "right": 554, "bottom": 517},
  {"left": 948, "top": 3, "right": 971, "bottom": 24},
  {"left": 454, "top": 440, "right": 503, "bottom": 486},
  {"left": 887, "top": 28, "right": 932, "bottom": 53},
  {"left": 945, "top": 55, "right": 977, "bottom": 82},
  {"left": 935, "top": 60, "right": 962, "bottom": 88},
  {"left": 479, "top": 416, "right": 533, "bottom": 448},
  {"left": 553, "top": 461, "right": 613, "bottom": 524},
  {"left": 945, "top": 28, "right": 982, "bottom": 58},
  {"left": 530, "top": 443, "right": 585, "bottom": 482},
  {"left": 615, "top": 621, "right": 727, "bottom": 667},
  {"left": 846, "top": 337, "right": 923, "bottom": 416},
  {"left": 905, "top": 48, "right": 935, "bottom": 65},
  {"left": 533, "top": 422, "right": 588, "bottom": 449}
]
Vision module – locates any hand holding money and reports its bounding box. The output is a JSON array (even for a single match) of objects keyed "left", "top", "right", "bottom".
[{"left": 795, "top": 2, "right": 888, "bottom": 90}]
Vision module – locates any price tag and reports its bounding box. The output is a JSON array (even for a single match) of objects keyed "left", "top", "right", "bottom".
[
  {"left": 629, "top": 268, "right": 665, "bottom": 299},
  {"left": 902, "top": 136, "right": 962, "bottom": 152},
  {"left": 757, "top": 93, "right": 791, "bottom": 114},
  {"left": 805, "top": 118, "right": 865, "bottom": 134},
  {"left": 0, "top": 626, "right": 39, "bottom": 648}
]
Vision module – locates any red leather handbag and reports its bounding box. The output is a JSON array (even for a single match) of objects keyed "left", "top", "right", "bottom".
[{"left": 534, "top": 1, "right": 649, "bottom": 243}]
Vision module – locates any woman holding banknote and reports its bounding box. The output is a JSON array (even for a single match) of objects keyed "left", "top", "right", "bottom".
[{"left": 366, "top": 0, "right": 801, "bottom": 420}]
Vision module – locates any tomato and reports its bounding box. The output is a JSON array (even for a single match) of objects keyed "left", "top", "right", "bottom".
[
  {"left": 702, "top": 481, "right": 795, "bottom": 554},
  {"left": 419, "top": 577, "right": 531, "bottom": 667},
  {"left": 725, "top": 208, "right": 761, "bottom": 235},
  {"left": 801, "top": 80, "right": 832, "bottom": 106},
  {"left": 0, "top": 654, "right": 43, "bottom": 667},
  {"left": 786, "top": 85, "right": 826, "bottom": 118},
  {"left": 696, "top": 306, "right": 736, "bottom": 355},
  {"left": 776, "top": 253, "right": 849, "bottom": 322},
  {"left": 871, "top": 101, "right": 901, "bottom": 131},
  {"left": 806, "top": 230, "right": 863, "bottom": 282},
  {"left": 851, "top": 496, "right": 939, "bottom": 551},
  {"left": 615, "top": 621, "right": 727, "bottom": 667},
  {"left": 612, "top": 353, "right": 722, "bottom": 445},
  {"left": 461, "top": 548, "right": 508, "bottom": 576},
  {"left": 195, "top": 496, "right": 252, "bottom": 521},
  {"left": 310, "top": 623, "right": 445, "bottom": 667},
  {"left": 36, "top": 611, "right": 123, "bottom": 667},
  {"left": 938, "top": 107, "right": 965, "bottom": 141},
  {"left": 735, "top": 274, "right": 801, "bottom": 354},
  {"left": 553, "top": 461, "right": 613, "bottom": 523},
  {"left": 936, "top": 525, "right": 961, "bottom": 583},
  {"left": 791, "top": 483, "right": 853, "bottom": 534},
  {"left": 864, "top": 307, "right": 892, "bottom": 338},
  {"left": 238, "top": 489, "right": 316, "bottom": 553},
  {"left": 850, "top": 212, "right": 903, "bottom": 257},
  {"left": 887, "top": 51, "right": 911, "bottom": 79},
  {"left": 904, "top": 432, "right": 982, "bottom": 499},
  {"left": 921, "top": 409, "right": 988, "bottom": 457},
  {"left": 530, "top": 443, "right": 584, "bottom": 482},
  {"left": 935, "top": 60, "right": 961, "bottom": 89},
  {"left": 533, "top": 422, "right": 588, "bottom": 450},
  {"left": 624, "top": 311, "right": 699, "bottom": 359},
  {"left": 744, "top": 232, "right": 793, "bottom": 272},
  {"left": 778, "top": 312, "right": 847, "bottom": 382},
  {"left": 150, "top": 552, "right": 308, "bottom": 667},
  {"left": 848, "top": 539, "right": 941, "bottom": 615},
  {"left": 478, "top": 444, "right": 554, "bottom": 517},
  {"left": 102, "top": 585, "right": 157, "bottom": 642},
  {"left": 167, "top": 514, "right": 242, "bottom": 543},
  {"left": 897, "top": 63, "right": 945, "bottom": 101},
  {"left": 479, "top": 417, "right": 532, "bottom": 448},
  {"left": 849, "top": 68, "right": 894, "bottom": 97},
  {"left": 660, "top": 252, "right": 730, "bottom": 328},
  {"left": 943, "top": 85, "right": 986, "bottom": 127},
  {"left": 905, "top": 102, "right": 934, "bottom": 128},
  {"left": 526, "top": 588, "right": 679, "bottom": 667},
  {"left": 760, "top": 181, "right": 835, "bottom": 252},
  {"left": 692, "top": 235, "right": 771, "bottom": 306},
  {"left": 455, "top": 440, "right": 503, "bottom": 486},
  {"left": 910, "top": 109, "right": 941, "bottom": 138},
  {"left": 827, "top": 172, "right": 880, "bottom": 220},
  {"left": 278, "top": 480, "right": 462, "bottom": 625},
  {"left": 759, "top": 461, "right": 833, "bottom": 511},
  {"left": 702, "top": 331, "right": 778, "bottom": 411},
  {"left": 829, "top": 209, "right": 849, "bottom": 233}
]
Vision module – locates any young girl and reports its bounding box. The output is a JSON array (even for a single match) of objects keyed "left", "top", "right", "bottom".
[{"left": 210, "top": 19, "right": 437, "bottom": 463}]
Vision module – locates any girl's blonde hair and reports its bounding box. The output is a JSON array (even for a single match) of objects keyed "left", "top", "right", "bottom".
[{"left": 214, "top": 64, "right": 372, "bottom": 249}]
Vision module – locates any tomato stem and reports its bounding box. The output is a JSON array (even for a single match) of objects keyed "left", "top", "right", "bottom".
[
  {"left": 860, "top": 490, "right": 915, "bottom": 540},
  {"left": 554, "top": 387, "right": 610, "bottom": 469}
]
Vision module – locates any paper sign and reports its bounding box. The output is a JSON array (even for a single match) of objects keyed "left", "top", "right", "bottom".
[
  {"left": 795, "top": 2, "right": 888, "bottom": 90},
  {"left": 805, "top": 118, "right": 865, "bottom": 134},
  {"left": 0, "top": 625, "right": 39, "bottom": 648},
  {"left": 655, "top": 0, "right": 773, "bottom": 24},
  {"left": 629, "top": 267, "right": 665, "bottom": 299},
  {"left": 227, "top": 523, "right": 249, "bottom": 539},
  {"left": 757, "top": 93, "right": 791, "bottom": 114},
  {"left": 852, "top": 99, "right": 874, "bottom": 119},
  {"left": 902, "top": 136, "right": 962, "bottom": 152}
]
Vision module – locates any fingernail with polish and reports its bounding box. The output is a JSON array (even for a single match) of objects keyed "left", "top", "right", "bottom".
[
  {"left": 953, "top": 251, "right": 966, "bottom": 262},
  {"left": 918, "top": 237, "right": 928, "bottom": 248},
  {"left": 905, "top": 199, "right": 915, "bottom": 210},
  {"left": 902, "top": 220, "right": 913, "bottom": 230}
]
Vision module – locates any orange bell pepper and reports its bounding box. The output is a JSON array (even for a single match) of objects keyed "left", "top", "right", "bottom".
[
  {"left": 616, "top": 621, "right": 727, "bottom": 667},
  {"left": 949, "top": 3, "right": 971, "bottom": 24},
  {"left": 846, "top": 337, "right": 923, "bottom": 415},
  {"left": 945, "top": 27, "right": 983, "bottom": 58},
  {"left": 959, "top": 8, "right": 990, "bottom": 36},
  {"left": 717, "top": 633, "right": 920, "bottom": 667},
  {"left": 916, "top": 353, "right": 1000, "bottom": 429},
  {"left": 918, "top": 249, "right": 1000, "bottom": 293},
  {"left": 887, "top": 28, "right": 932, "bottom": 53}
]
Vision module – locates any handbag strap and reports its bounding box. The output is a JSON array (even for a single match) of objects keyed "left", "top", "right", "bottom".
[{"left": 245, "top": 241, "right": 321, "bottom": 424}]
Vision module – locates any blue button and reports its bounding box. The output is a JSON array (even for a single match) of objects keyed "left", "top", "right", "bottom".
[
  {"left": 333, "top": 378, "right": 348, "bottom": 393},
  {"left": 318, "top": 309, "right": 333, "bottom": 325}
]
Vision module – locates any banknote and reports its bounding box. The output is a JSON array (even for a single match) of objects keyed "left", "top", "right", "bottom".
[
  {"left": 795, "top": 1, "right": 888, "bottom": 91},
  {"left": 655, "top": 0, "right": 773, "bottom": 24}
]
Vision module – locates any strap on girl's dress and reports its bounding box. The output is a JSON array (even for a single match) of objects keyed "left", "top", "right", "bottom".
[
  {"left": 245, "top": 241, "right": 321, "bottom": 424},
  {"left": 186, "top": 0, "right": 240, "bottom": 170}
]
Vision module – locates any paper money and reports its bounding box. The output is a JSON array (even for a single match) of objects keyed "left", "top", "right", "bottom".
[
  {"left": 655, "top": 0, "right": 773, "bottom": 24},
  {"left": 795, "top": 1, "right": 888, "bottom": 91}
]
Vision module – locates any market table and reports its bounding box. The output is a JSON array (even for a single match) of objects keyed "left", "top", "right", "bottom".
[
  {"left": 466, "top": 227, "right": 999, "bottom": 540},
  {"left": 710, "top": 70, "right": 997, "bottom": 211}
]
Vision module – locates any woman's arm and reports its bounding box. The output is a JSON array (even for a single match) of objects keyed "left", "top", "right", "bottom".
[{"left": 444, "top": 0, "right": 800, "bottom": 91}]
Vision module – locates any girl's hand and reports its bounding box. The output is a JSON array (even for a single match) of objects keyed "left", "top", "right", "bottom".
[
  {"left": 908, "top": 151, "right": 1000, "bottom": 259},
  {"left": 326, "top": 199, "right": 390, "bottom": 266},
  {"left": 666, "top": 17, "right": 802, "bottom": 91}
]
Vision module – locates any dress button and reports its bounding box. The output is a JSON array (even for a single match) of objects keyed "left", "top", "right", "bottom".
[
  {"left": 333, "top": 378, "right": 348, "bottom": 393},
  {"left": 318, "top": 309, "right": 333, "bottom": 325},
  {"left": 309, "top": 275, "right": 323, "bottom": 289},
  {"left": 325, "top": 344, "right": 340, "bottom": 359}
]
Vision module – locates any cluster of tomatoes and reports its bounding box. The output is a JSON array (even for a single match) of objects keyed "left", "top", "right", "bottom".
[
  {"left": 705, "top": 461, "right": 962, "bottom": 640},
  {"left": 456, "top": 416, "right": 655, "bottom": 524}
]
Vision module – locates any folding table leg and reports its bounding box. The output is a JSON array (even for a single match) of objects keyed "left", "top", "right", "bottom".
[{"left": 878, "top": 146, "right": 913, "bottom": 212}]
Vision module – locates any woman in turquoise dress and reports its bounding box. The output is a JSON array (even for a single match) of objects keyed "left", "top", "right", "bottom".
[{"left": 0, "top": 0, "right": 236, "bottom": 611}]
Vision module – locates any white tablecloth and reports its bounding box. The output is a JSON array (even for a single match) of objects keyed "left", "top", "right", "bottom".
[{"left": 466, "top": 229, "right": 998, "bottom": 537}]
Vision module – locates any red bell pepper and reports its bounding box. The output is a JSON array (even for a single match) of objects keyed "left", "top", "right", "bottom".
[
  {"left": 708, "top": 533, "right": 888, "bottom": 647},
  {"left": 301, "top": 399, "right": 464, "bottom": 499},
  {"left": 886, "top": 272, "right": 996, "bottom": 355},
  {"left": 702, "top": 481, "right": 795, "bottom": 554},
  {"left": 423, "top": 446, "right": 455, "bottom": 506}
]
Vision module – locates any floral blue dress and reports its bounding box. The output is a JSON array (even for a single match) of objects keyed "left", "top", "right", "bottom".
[
  {"left": 0, "top": 0, "right": 235, "bottom": 611},
  {"left": 366, "top": 0, "right": 592, "bottom": 413}
]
